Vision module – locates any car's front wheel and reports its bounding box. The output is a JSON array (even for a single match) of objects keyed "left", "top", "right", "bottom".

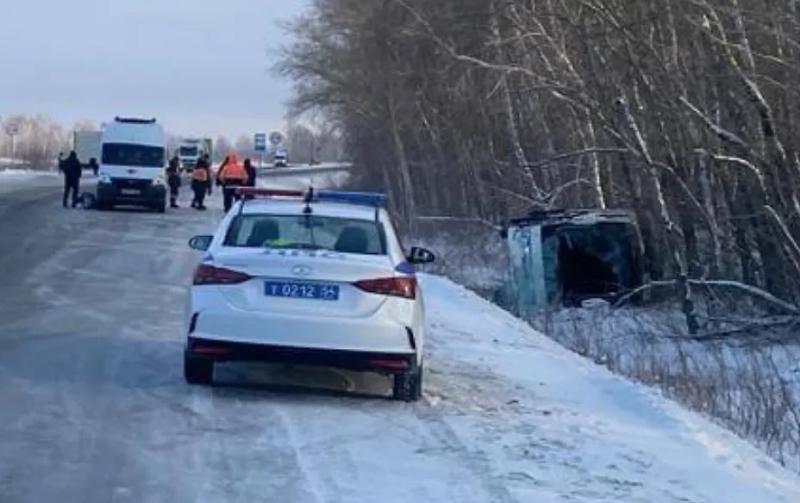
[
  {"left": 184, "top": 353, "right": 213, "bottom": 385},
  {"left": 393, "top": 364, "right": 423, "bottom": 402}
]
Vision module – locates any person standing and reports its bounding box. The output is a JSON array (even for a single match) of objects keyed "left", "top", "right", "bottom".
[
  {"left": 216, "top": 152, "right": 248, "bottom": 212},
  {"left": 244, "top": 158, "right": 257, "bottom": 187},
  {"left": 61, "top": 151, "right": 82, "bottom": 208},
  {"left": 243, "top": 158, "right": 257, "bottom": 200},
  {"left": 201, "top": 154, "right": 213, "bottom": 196},
  {"left": 166, "top": 155, "right": 182, "bottom": 208},
  {"left": 191, "top": 157, "right": 211, "bottom": 210},
  {"left": 88, "top": 157, "right": 99, "bottom": 177}
]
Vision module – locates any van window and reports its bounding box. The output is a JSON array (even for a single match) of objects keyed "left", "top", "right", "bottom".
[{"left": 102, "top": 143, "right": 165, "bottom": 167}]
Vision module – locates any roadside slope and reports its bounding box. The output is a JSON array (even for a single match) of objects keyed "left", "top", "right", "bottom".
[{"left": 420, "top": 274, "right": 800, "bottom": 502}]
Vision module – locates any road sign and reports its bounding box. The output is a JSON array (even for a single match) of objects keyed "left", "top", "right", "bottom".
[
  {"left": 269, "top": 131, "right": 283, "bottom": 146},
  {"left": 4, "top": 122, "right": 19, "bottom": 136},
  {"left": 254, "top": 133, "right": 267, "bottom": 152}
]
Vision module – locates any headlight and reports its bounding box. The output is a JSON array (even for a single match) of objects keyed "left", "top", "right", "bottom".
[
  {"left": 98, "top": 173, "right": 112, "bottom": 184},
  {"left": 153, "top": 176, "right": 165, "bottom": 186}
]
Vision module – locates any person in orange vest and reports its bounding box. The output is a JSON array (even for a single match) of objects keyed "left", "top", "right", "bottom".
[
  {"left": 216, "top": 152, "right": 249, "bottom": 212},
  {"left": 190, "top": 156, "right": 212, "bottom": 210}
]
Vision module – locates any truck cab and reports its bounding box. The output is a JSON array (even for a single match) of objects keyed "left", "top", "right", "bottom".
[
  {"left": 178, "top": 139, "right": 203, "bottom": 172},
  {"left": 273, "top": 148, "right": 289, "bottom": 168},
  {"left": 96, "top": 117, "right": 167, "bottom": 212}
]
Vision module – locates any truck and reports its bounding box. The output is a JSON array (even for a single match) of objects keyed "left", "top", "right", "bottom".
[
  {"left": 96, "top": 117, "right": 167, "bottom": 213},
  {"left": 73, "top": 131, "right": 102, "bottom": 169},
  {"left": 178, "top": 138, "right": 212, "bottom": 172},
  {"left": 273, "top": 147, "right": 289, "bottom": 168}
]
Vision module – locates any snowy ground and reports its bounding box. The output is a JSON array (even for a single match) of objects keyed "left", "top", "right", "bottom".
[
  {"left": 258, "top": 164, "right": 350, "bottom": 191},
  {"left": 0, "top": 175, "right": 799, "bottom": 502},
  {"left": 0, "top": 167, "right": 60, "bottom": 195}
]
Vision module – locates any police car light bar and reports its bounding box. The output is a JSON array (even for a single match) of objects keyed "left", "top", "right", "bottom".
[
  {"left": 235, "top": 187, "right": 304, "bottom": 198},
  {"left": 236, "top": 187, "right": 387, "bottom": 208},
  {"left": 316, "top": 190, "right": 387, "bottom": 208}
]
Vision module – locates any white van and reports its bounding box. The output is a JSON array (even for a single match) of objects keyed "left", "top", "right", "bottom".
[{"left": 96, "top": 117, "right": 167, "bottom": 212}]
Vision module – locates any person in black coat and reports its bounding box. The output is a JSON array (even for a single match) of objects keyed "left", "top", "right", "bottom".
[
  {"left": 60, "top": 151, "right": 82, "bottom": 208},
  {"left": 166, "top": 155, "right": 182, "bottom": 208},
  {"left": 243, "top": 158, "right": 257, "bottom": 199},
  {"left": 88, "top": 157, "right": 99, "bottom": 177}
]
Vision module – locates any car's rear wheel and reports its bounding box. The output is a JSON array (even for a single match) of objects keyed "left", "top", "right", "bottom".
[
  {"left": 393, "top": 364, "right": 423, "bottom": 402},
  {"left": 184, "top": 353, "right": 213, "bottom": 385}
]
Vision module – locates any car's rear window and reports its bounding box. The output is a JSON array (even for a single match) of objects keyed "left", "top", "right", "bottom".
[{"left": 224, "top": 214, "right": 387, "bottom": 255}]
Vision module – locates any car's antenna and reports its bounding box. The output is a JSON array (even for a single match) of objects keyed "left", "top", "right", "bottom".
[
  {"left": 303, "top": 187, "right": 315, "bottom": 215},
  {"left": 237, "top": 186, "right": 247, "bottom": 216}
]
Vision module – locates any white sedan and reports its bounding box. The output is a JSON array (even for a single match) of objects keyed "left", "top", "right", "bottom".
[{"left": 184, "top": 188, "right": 435, "bottom": 401}]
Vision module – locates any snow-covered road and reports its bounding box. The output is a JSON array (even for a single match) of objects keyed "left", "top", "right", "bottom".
[{"left": 1, "top": 175, "right": 799, "bottom": 502}]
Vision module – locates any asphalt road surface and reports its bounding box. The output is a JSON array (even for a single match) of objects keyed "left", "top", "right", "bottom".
[
  {"left": 3, "top": 176, "right": 800, "bottom": 503},
  {"left": 0, "top": 178, "right": 503, "bottom": 503}
]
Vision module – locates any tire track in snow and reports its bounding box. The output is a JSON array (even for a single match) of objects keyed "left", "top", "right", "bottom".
[{"left": 412, "top": 403, "right": 521, "bottom": 503}]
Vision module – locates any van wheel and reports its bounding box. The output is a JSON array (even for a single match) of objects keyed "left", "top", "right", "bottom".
[
  {"left": 393, "top": 364, "right": 423, "bottom": 402},
  {"left": 184, "top": 353, "right": 213, "bottom": 385}
]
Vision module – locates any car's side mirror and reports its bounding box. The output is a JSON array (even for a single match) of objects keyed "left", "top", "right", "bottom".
[
  {"left": 408, "top": 247, "right": 436, "bottom": 265},
  {"left": 189, "top": 235, "right": 213, "bottom": 251}
]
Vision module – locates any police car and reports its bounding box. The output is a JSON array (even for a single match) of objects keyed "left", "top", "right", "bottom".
[{"left": 185, "top": 188, "right": 435, "bottom": 401}]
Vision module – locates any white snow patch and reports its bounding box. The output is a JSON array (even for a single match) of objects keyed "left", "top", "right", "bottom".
[
  {"left": 417, "top": 274, "right": 800, "bottom": 502},
  {"left": 0, "top": 167, "right": 60, "bottom": 195}
]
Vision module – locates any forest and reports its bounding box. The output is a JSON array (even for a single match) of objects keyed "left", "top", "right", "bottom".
[{"left": 281, "top": 0, "right": 800, "bottom": 307}]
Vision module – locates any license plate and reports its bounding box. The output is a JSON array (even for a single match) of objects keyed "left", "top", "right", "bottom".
[
  {"left": 265, "top": 281, "right": 340, "bottom": 301},
  {"left": 120, "top": 188, "right": 140, "bottom": 195}
]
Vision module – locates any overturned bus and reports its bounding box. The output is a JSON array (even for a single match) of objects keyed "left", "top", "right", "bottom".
[{"left": 501, "top": 209, "right": 644, "bottom": 316}]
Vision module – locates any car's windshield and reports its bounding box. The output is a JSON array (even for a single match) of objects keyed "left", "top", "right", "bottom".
[
  {"left": 102, "top": 143, "right": 165, "bottom": 167},
  {"left": 180, "top": 146, "right": 198, "bottom": 156},
  {"left": 224, "top": 214, "right": 387, "bottom": 255}
]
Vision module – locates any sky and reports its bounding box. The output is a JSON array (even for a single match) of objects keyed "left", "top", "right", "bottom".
[{"left": 0, "top": 0, "right": 310, "bottom": 139}]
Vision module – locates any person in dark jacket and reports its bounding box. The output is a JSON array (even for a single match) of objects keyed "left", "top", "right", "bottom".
[
  {"left": 243, "top": 159, "right": 257, "bottom": 187},
  {"left": 243, "top": 158, "right": 257, "bottom": 200},
  {"left": 60, "top": 151, "right": 82, "bottom": 208},
  {"left": 88, "top": 157, "right": 99, "bottom": 177},
  {"left": 166, "top": 155, "right": 182, "bottom": 208}
]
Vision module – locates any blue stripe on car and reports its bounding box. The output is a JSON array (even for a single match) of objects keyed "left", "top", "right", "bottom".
[{"left": 395, "top": 262, "right": 416, "bottom": 275}]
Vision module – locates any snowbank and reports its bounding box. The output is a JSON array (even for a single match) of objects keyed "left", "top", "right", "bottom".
[
  {"left": 419, "top": 274, "right": 800, "bottom": 502},
  {"left": 0, "top": 167, "right": 60, "bottom": 195}
]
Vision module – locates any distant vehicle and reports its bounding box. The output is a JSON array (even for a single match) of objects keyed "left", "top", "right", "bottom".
[
  {"left": 178, "top": 138, "right": 212, "bottom": 172},
  {"left": 273, "top": 148, "right": 288, "bottom": 168},
  {"left": 96, "top": 117, "right": 167, "bottom": 212},
  {"left": 73, "top": 131, "right": 102, "bottom": 169},
  {"left": 184, "top": 188, "right": 436, "bottom": 401}
]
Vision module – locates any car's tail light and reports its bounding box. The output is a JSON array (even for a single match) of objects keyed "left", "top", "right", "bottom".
[
  {"left": 369, "top": 358, "right": 411, "bottom": 370},
  {"left": 354, "top": 277, "right": 416, "bottom": 299},
  {"left": 192, "top": 344, "right": 231, "bottom": 356},
  {"left": 193, "top": 264, "right": 252, "bottom": 285}
]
